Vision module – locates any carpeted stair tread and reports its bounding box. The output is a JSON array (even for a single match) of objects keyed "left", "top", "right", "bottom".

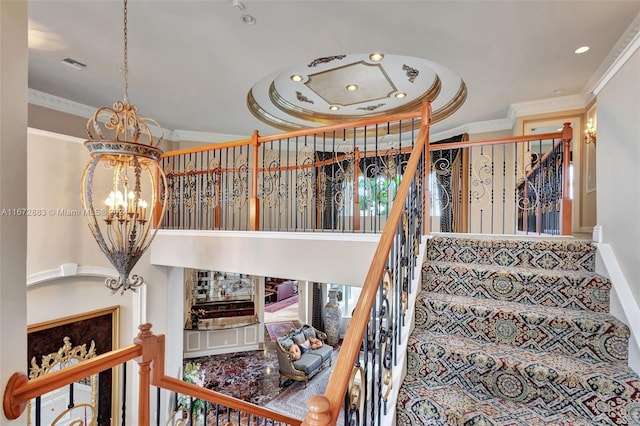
[
  {"left": 397, "top": 378, "right": 596, "bottom": 425},
  {"left": 423, "top": 261, "right": 611, "bottom": 312},
  {"left": 426, "top": 235, "right": 596, "bottom": 272},
  {"left": 398, "top": 235, "right": 640, "bottom": 426},
  {"left": 406, "top": 330, "right": 640, "bottom": 425},
  {"left": 419, "top": 291, "right": 630, "bottom": 363}
]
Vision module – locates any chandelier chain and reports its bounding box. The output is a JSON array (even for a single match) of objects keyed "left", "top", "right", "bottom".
[{"left": 123, "top": 0, "right": 129, "bottom": 104}]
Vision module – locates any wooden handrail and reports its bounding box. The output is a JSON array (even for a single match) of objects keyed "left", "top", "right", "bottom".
[
  {"left": 133, "top": 324, "right": 301, "bottom": 425},
  {"left": 3, "top": 345, "right": 142, "bottom": 419},
  {"left": 428, "top": 131, "right": 563, "bottom": 151},
  {"left": 161, "top": 110, "right": 423, "bottom": 159},
  {"left": 4, "top": 324, "right": 300, "bottom": 425},
  {"left": 301, "top": 101, "right": 432, "bottom": 425}
]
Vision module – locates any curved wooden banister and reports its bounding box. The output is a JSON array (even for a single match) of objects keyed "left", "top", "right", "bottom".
[
  {"left": 4, "top": 324, "right": 301, "bottom": 425},
  {"left": 301, "top": 101, "right": 432, "bottom": 425},
  {"left": 161, "top": 109, "right": 423, "bottom": 159},
  {"left": 3, "top": 345, "right": 142, "bottom": 419},
  {"left": 428, "top": 130, "right": 564, "bottom": 151},
  {"left": 156, "top": 376, "right": 301, "bottom": 425}
]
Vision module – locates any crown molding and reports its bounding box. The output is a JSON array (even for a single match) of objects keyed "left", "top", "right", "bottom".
[
  {"left": 431, "top": 118, "right": 514, "bottom": 141},
  {"left": 508, "top": 94, "right": 589, "bottom": 118},
  {"left": 28, "top": 89, "right": 181, "bottom": 142},
  {"left": 28, "top": 89, "right": 591, "bottom": 145},
  {"left": 174, "top": 129, "right": 251, "bottom": 143},
  {"left": 588, "top": 12, "right": 640, "bottom": 95},
  {"left": 29, "top": 88, "right": 96, "bottom": 119}
]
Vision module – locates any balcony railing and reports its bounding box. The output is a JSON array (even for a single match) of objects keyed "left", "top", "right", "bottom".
[
  {"left": 4, "top": 103, "right": 573, "bottom": 425},
  {"left": 427, "top": 124, "right": 573, "bottom": 236},
  {"left": 160, "top": 113, "right": 424, "bottom": 233}
]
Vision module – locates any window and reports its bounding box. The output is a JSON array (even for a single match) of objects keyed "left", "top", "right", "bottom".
[{"left": 328, "top": 284, "right": 362, "bottom": 317}]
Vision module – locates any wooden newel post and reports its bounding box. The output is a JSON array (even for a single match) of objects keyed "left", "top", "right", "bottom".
[
  {"left": 250, "top": 130, "right": 261, "bottom": 231},
  {"left": 301, "top": 395, "right": 333, "bottom": 426},
  {"left": 134, "top": 323, "right": 156, "bottom": 426},
  {"left": 560, "top": 122, "right": 573, "bottom": 235}
]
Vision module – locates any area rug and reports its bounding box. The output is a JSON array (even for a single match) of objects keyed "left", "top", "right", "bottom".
[
  {"left": 265, "top": 349, "right": 343, "bottom": 426},
  {"left": 264, "top": 295, "right": 298, "bottom": 313},
  {"left": 265, "top": 321, "right": 296, "bottom": 340}
]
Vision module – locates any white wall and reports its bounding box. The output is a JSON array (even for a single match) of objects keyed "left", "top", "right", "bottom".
[
  {"left": 151, "top": 230, "right": 379, "bottom": 287},
  {"left": 0, "top": 2, "right": 28, "bottom": 425},
  {"left": 596, "top": 48, "right": 640, "bottom": 305},
  {"left": 26, "top": 129, "right": 171, "bottom": 425}
]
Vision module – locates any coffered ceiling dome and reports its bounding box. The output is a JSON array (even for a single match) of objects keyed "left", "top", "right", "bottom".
[{"left": 247, "top": 53, "right": 467, "bottom": 131}]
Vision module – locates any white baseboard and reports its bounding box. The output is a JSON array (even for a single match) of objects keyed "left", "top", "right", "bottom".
[{"left": 596, "top": 242, "right": 640, "bottom": 374}]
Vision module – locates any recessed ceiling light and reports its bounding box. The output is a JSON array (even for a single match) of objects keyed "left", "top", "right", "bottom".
[
  {"left": 369, "top": 53, "right": 384, "bottom": 61},
  {"left": 232, "top": 0, "right": 245, "bottom": 11},
  {"left": 329, "top": 105, "right": 340, "bottom": 111},
  {"left": 241, "top": 14, "right": 256, "bottom": 25},
  {"left": 60, "top": 57, "right": 86, "bottom": 70},
  {"left": 395, "top": 92, "right": 407, "bottom": 99},
  {"left": 346, "top": 84, "right": 358, "bottom": 91},
  {"left": 575, "top": 46, "right": 590, "bottom": 54},
  {"left": 290, "top": 74, "right": 303, "bottom": 82}
]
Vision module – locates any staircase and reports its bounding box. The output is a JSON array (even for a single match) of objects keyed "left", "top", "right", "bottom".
[{"left": 396, "top": 234, "right": 640, "bottom": 425}]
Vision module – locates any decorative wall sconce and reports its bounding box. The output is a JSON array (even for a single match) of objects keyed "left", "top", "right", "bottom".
[
  {"left": 80, "top": 0, "right": 168, "bottom": 294},
  {"left": 585, "top": 118, "right": 596, "bottom": 145}
]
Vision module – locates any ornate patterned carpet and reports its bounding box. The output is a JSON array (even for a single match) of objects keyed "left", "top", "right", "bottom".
[{"left": 396, "top": 235, "right": 640, "bottom": 425}]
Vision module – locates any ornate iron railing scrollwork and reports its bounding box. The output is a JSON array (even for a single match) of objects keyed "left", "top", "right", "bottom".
[{"left": 345, "top": 365, "right": 366, "bottom": 426}]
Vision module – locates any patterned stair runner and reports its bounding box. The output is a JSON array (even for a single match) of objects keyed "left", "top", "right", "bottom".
[{"left": 397, "top": 235, "right": 640, "bottom": 425}]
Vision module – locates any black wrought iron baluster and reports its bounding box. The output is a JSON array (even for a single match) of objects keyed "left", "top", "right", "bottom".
[
  {"left": 122, "top": 362, "right": 127, "bottom": 426},
  {"left": 35, "top": 395, "right": 41, "bottom": 426},
  {"left": 502, "top": 143, "right": 507, "bottom": 233},
  {"left": 155, "top": 387, "right": 160, "bottom": 426}
]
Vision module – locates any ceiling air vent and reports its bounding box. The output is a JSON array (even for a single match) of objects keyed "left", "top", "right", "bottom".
[{"left": 60, "top": 57, "right": 86, "bottom": 71}]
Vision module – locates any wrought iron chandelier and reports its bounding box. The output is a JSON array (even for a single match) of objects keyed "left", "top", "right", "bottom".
[{"left": 81, "top": 0, "right": 168, "bottom": 294}]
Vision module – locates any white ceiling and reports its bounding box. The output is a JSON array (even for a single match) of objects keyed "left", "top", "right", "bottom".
[{"left": 27, "top": 1, "right": 640, "bottom": 140}]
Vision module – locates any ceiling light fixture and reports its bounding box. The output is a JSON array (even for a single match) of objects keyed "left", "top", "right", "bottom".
[
  {"left": 81, "top": 0, "right": 168, "bottom": 294},
  {"left": 329, "top": 105, "right": 340, "bottom": 111},
  {"left": 346, "top": 84, "right": 358, "bottom": 91},
  {"left": 290, "top": 74, "right": 303, "bottom": 82},
  {"left": 395, "top": 92, "right": 406, "bottom": 99},
  {"left": 232, "top": 0, "right": 245, "bottom": 11},
  {"left": 242, "top": 14, "right": 256, "bottom": 25},
  {"left": 575, "top": 46, "right": 590, "bottom": 54},
  {"left": 369, "top": 53, "right": 384, "bottom": 61}
]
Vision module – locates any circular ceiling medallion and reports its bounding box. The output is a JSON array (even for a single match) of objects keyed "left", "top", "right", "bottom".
[{"left": 247, "top": 53, "right": 467, "bottom": 131}]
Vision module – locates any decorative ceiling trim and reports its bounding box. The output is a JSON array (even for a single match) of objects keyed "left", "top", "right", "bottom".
[
  {"left": 308, "top": 55, "right": 347, "bottom": 67},
  {"left": 588, "top": 13, "right": 640, "bottom": 95},
  {"left": 431, "top": 118, "right": 514, "bottom": 141},
  {"left": 174, "top": 130, "right": 251, "bottom": 143},
  {"left": 247, "top": 89, "right": 309, "bottom": 131},
  {"left": 265, "top": 76, "right": 442, "bottom": 125},
  {"left": 30, "top": 88, "right": 593, "bottom": 143},
  {"left": 431, "top": 80, "right": 467, "bottom": 124},
  {"left": 28, "top": 89, "right": 180, "bottom": 142},
  {"left": 508, "top": 94, "right": 589, "bottom": 118}
]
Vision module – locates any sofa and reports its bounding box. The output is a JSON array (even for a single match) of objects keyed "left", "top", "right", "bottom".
[
  {"left": 266, "top": 279, "right": 297, "bottom": 302},
  {"left": 275, "top": 324, "right": 333, "bottom": 386}
]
